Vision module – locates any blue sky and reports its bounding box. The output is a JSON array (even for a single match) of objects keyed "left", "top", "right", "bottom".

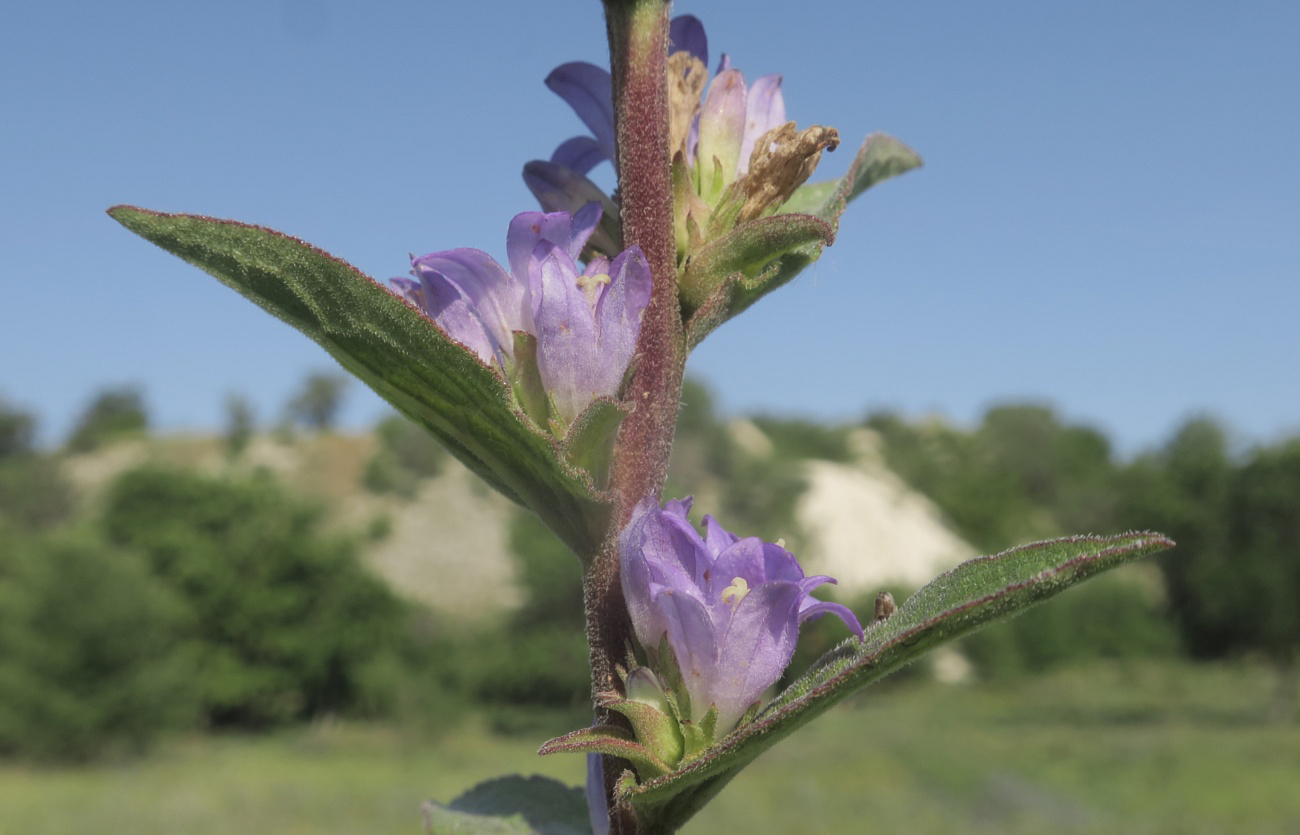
[{"left": 3, "top": 0, "right": 1298, "bottom": 454}]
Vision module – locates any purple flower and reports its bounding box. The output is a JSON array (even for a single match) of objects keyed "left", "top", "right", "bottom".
[
  {"left": 620, "top": 498, "right": 862, "bottom": 733},
  {"left": 532, "top": 15, "right": 834, "bottom": 264},
  {"left": 391, "top": 204, "right": 652, "bottom": 428}
]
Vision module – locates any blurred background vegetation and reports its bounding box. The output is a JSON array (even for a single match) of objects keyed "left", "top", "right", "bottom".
[{"left": 0, "top": 377, "right": 1296, "bottom": 832}]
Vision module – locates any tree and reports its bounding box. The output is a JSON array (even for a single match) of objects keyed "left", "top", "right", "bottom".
[
  {"left": 1231, "top": 440, "right": 1300, "bottom": 719},
  {"left": 1118, "top": 418, "right": 1300, "bottom": 720},
  {"left": 0, "top": 401, "right": 74, "bottom": 531},
  {"left": 223, "top": 393, "right": 256, "bottom": 459},
  {"left": 0, "top": 398, "right": 36, "bottom": 460},
  {"left": 0, "top": 530, "right": 198, "bottom": 760},
  {"left": 101, "top": 467, "right": 405, "bottom": 726},
  {"left": 65, "top": 385, "right": 148, "bottom": 452},
  {"left": 285, "top": 371, "right": 349, "bottom": 431}
]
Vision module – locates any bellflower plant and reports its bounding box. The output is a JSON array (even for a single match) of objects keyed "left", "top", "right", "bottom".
[{"left": 110, "top": 1, "right": 1174, "bottom": 832}]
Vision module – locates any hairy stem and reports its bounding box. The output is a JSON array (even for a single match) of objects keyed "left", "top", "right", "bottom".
[{"left": 588, "top": 1, "right": 684, "bottom": 832}]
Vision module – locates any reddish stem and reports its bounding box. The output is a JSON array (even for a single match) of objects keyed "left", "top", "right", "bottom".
[{"left": 588, "top": 2, "right": 684, "bottom": 832}]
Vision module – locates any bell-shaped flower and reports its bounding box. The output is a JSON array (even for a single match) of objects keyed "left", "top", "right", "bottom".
[
  {"left": 391, "top": 203, "right": 651, "bottom": 431},
  {"left": 620, "top": 497, "right": 862, "bottom": 734}
]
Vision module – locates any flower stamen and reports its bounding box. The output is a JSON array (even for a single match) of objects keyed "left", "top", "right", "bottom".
[{"left": 721, "top": 576, "right": 750, "bottom": 606}]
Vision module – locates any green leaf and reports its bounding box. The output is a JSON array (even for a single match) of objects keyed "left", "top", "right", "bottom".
[
  {"left": 614, "top": 532, "right": 1175, "bottom": 831},
  {"left": 683, "top": 133, "right": 921, "bottom": 350},
  {"left": 678, "top": 214, "right": 834, "bottom": 314},
  {"left": 540, "top": 724, "right": 675, "bottom": 779},
  {"left": 423, "top": 775, "right": 591, "bottom": 835},
  {"left": 782, "top": 132, "right": 923, "bottom": 222},
  {"left": 108, "top": 206, "right": 611, "bottom": 556}
]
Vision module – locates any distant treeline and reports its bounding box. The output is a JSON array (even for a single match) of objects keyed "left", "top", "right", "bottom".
[{"left": 0, "top": 380, "right": 1295, "bottom": 760}]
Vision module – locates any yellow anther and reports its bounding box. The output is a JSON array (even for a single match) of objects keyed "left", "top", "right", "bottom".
[
  {"left": 575, "top": 272, "right": 612, "bottom": 304},
  {"left": 721, "top": 577, "right": 750, "bottom": 606}
]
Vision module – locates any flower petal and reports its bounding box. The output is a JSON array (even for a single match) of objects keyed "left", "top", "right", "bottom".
[
  {"left": 738, "top": 74, "right": 785, "bottom": 175},
  {"left": 404, "top": 260, "right": 498, "bottom": 364},
  {"left": 586, "top": 753, "right": 610, "bottom": 835},
  {"left": 712, "top": 581, "right": 804, "bottom": 729},
  {"left": 798, "top": 599, "right": 864, "bottom": 639},
  {"left": 697, "top": 69, "right": 747, "bottom": 199},
  {"left": 530, "top": 244, "right": 600, "bottom": 425},
  {"left": 702, "top": 514, "right": 740, "bottom": 557},
  {"left": 546, "top": 62, "right": 616, "bottom": 167},
  {"left": 523, "top": 161, "right": 622, "bottom": 257},
  {"left": 552, "top": 135, "right": 610, "bottom": 176},
  {"left": 591, "top": 245, "right": 651, "bottom": 396},
  {"left": 669, "top": 14, "right": 707, "bottom": 67},
  {"left": 507, "top": 211, "right": 578, "bottom": 287},
  {"left": 413, "top": 248, "right": 524, "bottom": 360},
  {"left": 657, "top": 589, "right": 721, "bottom": 722}
]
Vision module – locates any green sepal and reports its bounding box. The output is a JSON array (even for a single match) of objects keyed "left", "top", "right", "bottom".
[
  {"left": 538, "top": 724, "right": 674, "bottom": 779},
  {"left": 684, "top": 133, "right": 922, "bottom": 350},
  {"left": 677, "top": 703, "right": 719, "bottom": 761},
  {"left": 422, "top": 775, "right": 590, "bottom": 835},
  {"left": 611, "top": 532, "right": 1175, "bottom": 832},
  {"left": 604, "top": 698, "right": 685, "bottom": 771},
  {"left": 653, "top": 633, "right": 690, "bottom": 721},
  {"left": 509, "top": 332, "right": 549, "bottom": 428},
  {"left": 559, "top": 397, "right": 631, "bottom": 493},
  {"left": 678, "top": 213, "right": 835, "bottom": 315},
  {"left": 108, "top": 206, "right": 612, "bottom": 557}
]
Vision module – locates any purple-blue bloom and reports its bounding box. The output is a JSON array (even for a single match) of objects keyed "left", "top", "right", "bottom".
[
  {"left": 391, "top": 204, "right": 652, "bottom": 428},
  {"left": 620, "top": 498, "right": 863, "bottom": 733}
]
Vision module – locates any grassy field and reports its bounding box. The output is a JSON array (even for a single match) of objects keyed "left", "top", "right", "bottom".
[{"left": 1, "top": 660, "right": 1296, "bottom": 835}]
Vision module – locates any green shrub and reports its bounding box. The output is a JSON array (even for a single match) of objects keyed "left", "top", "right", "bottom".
[
  {"left": 100, "top": 467, "right": 407, "bottom": 727},
  {"left": 0, "top": 531, "right": 198, "bottom": 760},
  {"left": 961, "top": 574, "right": 1178, "bottom": 679}
]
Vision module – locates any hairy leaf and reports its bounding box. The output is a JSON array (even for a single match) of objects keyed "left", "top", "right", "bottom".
[
  {"left": 423, "top": 775, "right": 590, "bottom": 835},
  {"left": 616, "top": 532, "right": 1175, "bottom": 830},
  {"left": 109, "top": 206, "right": 611, "bottom": 556}
]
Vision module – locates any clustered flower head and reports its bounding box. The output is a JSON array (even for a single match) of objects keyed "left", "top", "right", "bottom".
[
  {"left": 620, "top": 497, "right": 863, "bottom": 736},
  {"left": 392, "top": 203, "right": 651, "bottom": 432},
  {"left": 528, "top": 15, "right": 838, "bottom": 266}
]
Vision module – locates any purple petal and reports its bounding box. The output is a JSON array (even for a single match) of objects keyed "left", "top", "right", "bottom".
[
  {"left": 738, "top": 74, "right": 786, "bottom": 175},
  {"left": 697, "top": 69, "right": 747, "bottom": 187},
  {"left": 551, "top": 135, "right": 610, "bottom": 176},
  {"left": 570, "top": 201, "right": 603, "bottom": 256},
  {"left": 405, "top": 265, "right": 496, "bottom": 363},
  {"left": 702, "top": 515, "right": 740, "bottom": 557},
  {"left": 669, "top": 14, "right": 707, "bottom": 67},
  {"left": 388, "top": 276, "right": 423, "bottom": 309},
  {"left": 798, "top": 599, "right": 864, "bottom": 640},
  {"left": 709, "top": 537, "right": 767, "bottom": 602},
  {"left": 530, "top": 244, "right": 601, "bottom": 424},
  {"left": 413, "top": 248, "right": 524, "bottom": 359},
  {"left": 523, "top": 161, "right": 622, "bottom": 257},
  {"left": 586, "top": 753, "right": 610, "bottom": 835},
  {"left": 657, "top": 589, "right": 721, "bottom": 721},
  {"left": 664, "top": 497, "right": 694, "bottom": 520},
  {"left": 591, "top": 245, "right": 651, "bottom": 396},
  {"left": 712, "top": 581, "right": 804, "bottom": 729},
  {"left": 546, "top": 62, "right": 616, "bottom": 167},
  {"left": 506, "top": 211, "right": 577, "bottom": 286}
]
